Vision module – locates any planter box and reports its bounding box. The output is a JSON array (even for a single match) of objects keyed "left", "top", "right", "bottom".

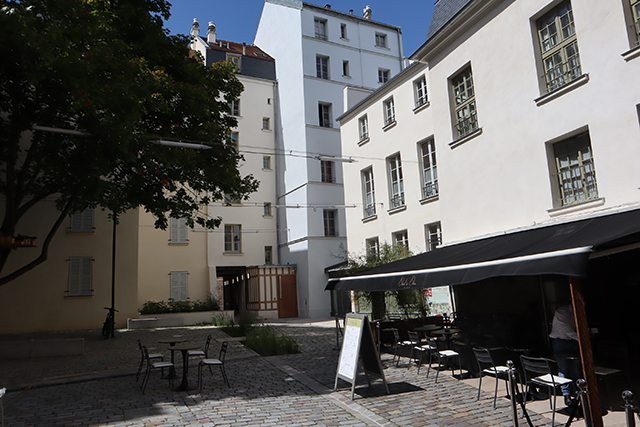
[{"left": 128, "top": 310, "right": 234, "bottom": 329}]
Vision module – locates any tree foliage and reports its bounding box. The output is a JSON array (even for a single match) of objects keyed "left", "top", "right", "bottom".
[{"left": 0, "top": 0, "right": 259, "bottom": 285}]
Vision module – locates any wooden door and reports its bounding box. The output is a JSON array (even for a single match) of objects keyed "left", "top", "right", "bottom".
[{"left": 278, "top": 275, "right": 298, "bottom": 318}]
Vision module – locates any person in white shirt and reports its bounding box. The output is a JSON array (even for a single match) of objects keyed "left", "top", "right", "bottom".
[{"left": 549, "top": 303, "right": 581, "bottom": 405}]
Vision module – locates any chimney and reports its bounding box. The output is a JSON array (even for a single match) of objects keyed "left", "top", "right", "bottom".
[
  {"left": 207, "top": 21, "right": 216, "bottom": 44},
  {"left": 243, "top": 42, "right": 246, "bottom": 55},
  {"left": 363, "top": 5, "right": 372, "bottom": 20},
  {"left": 324, "top": 4, "right": 331, "bottom": 8},
  {"left": 190, "top": 18, "right": 200, "bottom": 39}
]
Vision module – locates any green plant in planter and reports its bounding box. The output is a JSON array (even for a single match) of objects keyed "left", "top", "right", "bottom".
[
  {"left": 139, "top": 293, "right": 220, "bottom": 315},
  {"left": 139, "top": 300, "right": 170, "bottom": 315},
  {"left": 244, "top": 325, "right": 299, "bottom": 356}
]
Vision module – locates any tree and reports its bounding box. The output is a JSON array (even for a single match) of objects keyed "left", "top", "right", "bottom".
[
  {"left": 339, "top": 243, "right": 429, "bottom": 320},
  {"left": 0, "top": 0, "right": 259, "bottom": 285}
]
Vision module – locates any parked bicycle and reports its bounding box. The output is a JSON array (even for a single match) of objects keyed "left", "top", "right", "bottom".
[{"left": 102, "top": 306, "right": 118, "bottom": 339}]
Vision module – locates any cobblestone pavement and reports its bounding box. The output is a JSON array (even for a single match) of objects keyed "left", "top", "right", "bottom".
[{"left": 1, "top": 320, "right": 556, "bottom": 426}]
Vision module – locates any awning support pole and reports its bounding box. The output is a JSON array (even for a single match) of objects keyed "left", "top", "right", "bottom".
[{"left": 569, "top": 277, "right": 602, "bottom": 427}]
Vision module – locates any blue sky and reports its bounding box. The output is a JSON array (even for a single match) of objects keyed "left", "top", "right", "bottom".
[{"left": 164, "top": 1, "right": 435, "bottom": 57}]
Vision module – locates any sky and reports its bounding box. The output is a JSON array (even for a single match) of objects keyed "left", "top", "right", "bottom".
[{"left": 164, "top": 0, "right": 435, "bottom": 57}]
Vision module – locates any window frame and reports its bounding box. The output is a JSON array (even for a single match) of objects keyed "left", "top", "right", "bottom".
[
  {"left": 366, "top": 237, "right": 380, "bottom": 259},
  {"left": 383, "top": 97, "right": 395, "bottom": 127},
  {"left": 551, "top": 131, "right": 598, "bottom": 207},
  {"left": 264, "top": 202, "right": 272, "bottom": 216},
  {"left": 321, "top": 160, "right": 335, "bottom": 183},
  {"left": 375, "top": 32, "right": 387, "bottom": 48},
  {"left": 342, "top": 60, "right": 350, "bottom": 77},
  {"left": 358, "top": 114, "right": 369, "bottom": 142},
  {"left": 263, "top": 156, "right": 271, "bottom": 170},
  {"left": 450, "top": 65, "right": 478, "bottom": 139},
  {"left": 229, "top": 99, "right": 240, "bottom": 116},
  {"left": 323, "top": 209, "right": 338, "bottom": 237},
  {"left": 414, "top": 75, "right": 428, "bottom": 108},
  {"left": 420, "top": 138, "right": 438, "bottom": 200},
  {"left": 224, "top": 224, "right": 242, "bottom": 253},
  {"left": 340, "top": 23, "right": 348, "bottom": 39},
  {"left": 262, "top": 117, "right": 270, "bottom": 130},
  {"left": 425, "top": 222, "right": 442, "bottom": 252},
  {"left": 316, "top": 55, "right": 329, "bottom": 79},
  {"left": 378, "top": 68, "right": 390, "bottom": 84},
  {"left": 229, "top": 131, "right": 239, "bottom": 147},
  {"left": 314, "top": 18, "right": 328, "bottom": 40},
  {"left": 67, "top": 256, "right": 93, "bottom": 297},
  {"left": 169, "top": 271, "right": 189, "bottom": 301},
  {"left": 318, "top": 102, "right": 332, "bottom": 128},
  {"left": 387, "top": 153, "right": 405, "bottom": 209},
  {"left": 632, "top": 0, "right": 640, "bottom": 46},
  {"left": 226, "top": 54, "right": 241, "bottom": 72},
  {"left": 393, "top": 230, "right": 409, "bottom": 249},
  {"left": 361, "top": 167, "right": 376, "bottom": 218},
  {"left": 264, "top": 246, "right": 273, "bottom": 265},
  {"left": 170, "top": 217, "right": 189, "bottom": 244},
  {"left": 69, "top": 208, "right": 94, "bottom": 233}
]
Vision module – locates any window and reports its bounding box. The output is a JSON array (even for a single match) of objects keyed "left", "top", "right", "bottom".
[
  {"left": 318, "top": 103, "right": 332, "bottom": 127},
  {"left": 426, "top": 222, "right": 442, "bottom": 251},
  {"left": 366, "top": 237, "right": 379, "bottom": 259},
  {"left": 170, "top": 271, "right": 188, "bottom": 301},
  {"left": 414, "top": 76, "right": 428, "bottom": 107},
  {"left": 262, "top": 117, "right": 270, "bottom": 130},
  {"left": 263, "top": 156, "right": 271, "bottom": 170},
  {"left": 393, "top": 230, "right": 408, "bottom": 249},
  {"left": 323, "top": 210, "right": 337, "bottom": 237},
  {"left": 358, "top": 115, "right": 369, "bottom": 142},
  {"left": 342, "top": 60, "right": 350, "bottom": 77},
  {"left": 316, "top": 55, "right": 329, "bottom": 79},
  {"left": 375, "top": 33, "right": 387, "bottom": 47},
  {"left": 378, "top": 68, "right": 390, "bottom": 83},
  {"left": 226, "top": 54, "right": 241, "bottom": 72},
  {"left": 314, "top": 18, "right": 327, "bottom": 40},
  {"left": 451, "top": 66, "right": 478, "bottom": 138},
  {"left": 229, "top": 131, "right": 239, "bottom": 147},
  {"left": 340, "top": 23, "right": 347, "bottom": 39},
  {"left": 420, "top": 139, "right": 438, "bottom": 199},
  {"left": 362, "top": 167, "right": 376, "bottom": 218},
  {"left": 388, "top": 154, "right": 404, "bottom": 209},
  {"left": 67, "top": 256, "right": 93, "bottom": 296},
  {"left": 69, "top": 208, "right": 94, "bottom": 232},
  {"left": 170, "top": 217, "right": 188, "bottom": 244},
  {"left": 264, "top": 202, "right": 272, "bottom": 216},
  {"left": 224, "top": 224, "right": 242, "bottom": 252},
  {"left": 383, "top": 97, "right": 395, "bottom": 127},
  {"left": 632, "top": 0, "right": 640, "bottom": 45},
  {"left": 265, "top": 246, "right": 273, "bottom": 265},
  {"left": 229, "top": 100, "right": 240, "bottom": 116},
  {"left": 552, "top": 131, "right": 598, "bottom": 207},
  {"left": 536, "top": 1, "right": 581, "bottom": 93},
  {"left": 321, "top": 160, "right": 335, "bottom": 183}
]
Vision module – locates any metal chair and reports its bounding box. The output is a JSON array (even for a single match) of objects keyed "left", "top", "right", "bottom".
[
  {"left": 188, "top": 334, "right": 212, "bottom": 359},
  {"left": 472, "top": 347, "right": 510, "bottom": 408},
  {"left": 408, "top": 331, "right": 436, "bottom": 374},
  {"left": 198, "top": 341, "right": 230, "bottom": 391},
  {"left": 520, "top": 355, "right": 572, "bottom": 426},
  {"left": 141, "top": 345, "right": 174, "bottom": 394},
  {"left": 426, "top": 337, "right": 462, "bottom": 383},
  {"left": 391, "top": 328, "right": 413, "bottom": 366},
  {"left": 136, "top": 339, "right": 164, "bottom": 382}
]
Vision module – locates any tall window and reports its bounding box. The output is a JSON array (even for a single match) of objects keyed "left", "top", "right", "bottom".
[
  {"left": 67, "top": 256, "right": 93, "bottom": 296},
  {"left": 323, "top": 210, "right": 337, "bottom": 237},
  {"left": 383, "top": 97, "right": 395, "bottom": 127},
  {"left": 263, "top": 156, "right": 271, "bottom": 170},
  {"left": 264, "top": 202, "right": 272, "bottom": 216},
  {"left": 321, "top": 160, "right": 335, "bottom": 183},
  {"left": 378, "top": 68, "right": 390, "bottom": 83},
  {"left": 170, "top": 217, "right": 188, "bottom": 244},
  {"left": 388, "top": 154, "right": 404, "bottom": 209},
  {"left": 451, "top": 66, "right": 477, "bottom": 138},
  {"left": 414, "top": 76, "right": 428, "bottom": 107},
  {"left": 340, "top": 23, "right": 347, "bottom": 39},
  {"left": 537, "top": 1, "right": 581, "bottom": 93},
  {"left": 393, "top": 230, "right": 409, "bottom": 249},
  {"left": 366, "top": 237, "right": 380, "bottom": 259},
  {"left": 362, "top": 167, "right": 376, "bottom": 218},
  {"left": 314, "top": 18, "right": 327, "bottom": 40},
  {"left": 632, "top": 0, "right": 640, "bottom": 45},
  {"left": 224, "top": 224, "right": 242, "bottom": 252},
  {"left": 318, "top": 103, "right": 332, "bottom": 127},
  {"left": 69, "top": 208, "right": 94, "bottom": 232},
  {"left": 552, "top": 132, "right": 598, "bottom": 207},
  {"left": 426, "top": 222, "right": 442, "bottom": 252},
  {"left": 264, "top": 246, "right": 273, "bottom": 265},
  {"left": 342, "top": 60, "right": 350, "bottom": 77},
  {"left": 420, "top": 139, "right": 438, "bottom": 199},
  {"left": 375, "top": 33, "right": 387, "bottom": 47},
  {"left": 316, "top": 55, "right": 329, "bottom": 79},
  {"left": 229, "top": 100, "right": 240, "bottom": 116},
  {"left": 358, "top": 115, "right": 369, "bottom": 142},
  {"left": 170, "top": 271, "right": 188, "bottom": 301}
]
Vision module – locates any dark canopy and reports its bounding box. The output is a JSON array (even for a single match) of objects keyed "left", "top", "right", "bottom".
[{"left": 326, "top": 208, "right": 640, "bottom": 292}]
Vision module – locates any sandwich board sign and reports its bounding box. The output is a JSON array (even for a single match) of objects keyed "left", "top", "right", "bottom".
[{"left": 333, "top": 313, "right": 389, "bottom": 400}]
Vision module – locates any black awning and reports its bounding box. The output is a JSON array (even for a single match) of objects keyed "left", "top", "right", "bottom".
[{"left": 326, "top": 208, "right": 640, "bottom": 292}]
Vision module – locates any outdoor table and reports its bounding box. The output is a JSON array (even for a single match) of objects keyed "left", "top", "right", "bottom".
[
  {"left": 170, "top": 343, "right": 201, "bottom": 391},
  {"left": 158, "top": 337, "right": 187, "bottom": 364},
  {"left": 415, "top": 325, "right": 441, "bottom": 338},
  {"left": 432, "top": 328, "right": 461, "bottom": 349}
]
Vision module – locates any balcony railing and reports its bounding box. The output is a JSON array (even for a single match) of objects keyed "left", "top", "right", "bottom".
[
  {"left": 364, "top": 204, "right": 376, "bottom": 218},
  {"left": 554, "top": 162, "right": 598, "bottom": 207},
  {"left": 455, "top": 112, "right": 478, "bottom": 138},
  {"left": 543, "top": 54, "right": 582, "bottom": 93},
  {"left": 390, "top": 193, "right": 405, "bottom": 209},
  {"left": 315, "top": 32, "right": 327, "bottom": 41},
  {"left": 422, "top": 181, "right": 439, "bottom": 199}
]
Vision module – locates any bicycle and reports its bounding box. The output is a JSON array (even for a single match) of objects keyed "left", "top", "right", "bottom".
[{"left": 102, "top": 306, "right": 118, "bottom": 339}]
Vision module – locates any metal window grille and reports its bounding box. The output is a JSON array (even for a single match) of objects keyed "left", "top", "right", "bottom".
[
  {"left": 388, "top": 155, "right": 404, "bottom": 208},
  {"left": 415, "top": 77, "right": 428, "bottom": 106},
  {"left": 553, "top": 132, "right": 598, "bottom": 206},
  {"left": 421, "top": 140, "right": 438, "bottom": 199},
  {"left": 384, "top": 98, "right": 395, "bottom": 126},
  {"left": 452, "top": 67, "right": 478, "bottom": 138}
]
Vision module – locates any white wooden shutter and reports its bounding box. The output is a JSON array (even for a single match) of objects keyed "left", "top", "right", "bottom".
[
  {"left": 70, "top": 208, "right": 94, "bottom": 232},
  {"left": 170, "top": 271, "right": 188, "bottom": 301},
  {"left": 170, "top": 218, "right": 188, "bottom": 243},
  {"left": 68, "top": 256, "right": 92, "bottom": 295}
]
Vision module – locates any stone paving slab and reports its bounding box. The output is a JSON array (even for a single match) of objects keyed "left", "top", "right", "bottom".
[{"left": 0, "top": 321, "right": 579, "bottom": 426}]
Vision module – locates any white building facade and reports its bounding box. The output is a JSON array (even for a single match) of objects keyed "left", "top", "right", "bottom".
[{"left": 254, "top": 0, "right": 405, "bottom": 318}]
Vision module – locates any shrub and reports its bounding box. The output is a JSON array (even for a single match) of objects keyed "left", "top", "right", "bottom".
[
  {"left": 237, "top": 310, "right": 258, "bottom": 335},
  {"left": 139, "top": 300, "right": 169, "bottom": 315},
  {"left": 139, "top": 293, "right": 220, "bottom": 315},
  {"left": 244, "top": 325, "right": 300, "bottom": 356},
  {"left": 212, "top": 313, "right": 236, "bottom": 327}
]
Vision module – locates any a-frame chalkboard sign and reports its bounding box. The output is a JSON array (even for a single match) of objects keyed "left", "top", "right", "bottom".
[{"left": 333, "top": 313, "right": 389, "bottom": 400}]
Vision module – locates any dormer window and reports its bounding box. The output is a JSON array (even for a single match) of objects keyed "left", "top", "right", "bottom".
[{"left": 226, "top": 53, "right": 241, "bottom": 72}]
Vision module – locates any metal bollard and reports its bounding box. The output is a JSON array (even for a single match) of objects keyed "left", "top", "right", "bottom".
[
  {"left": 507, "top": 360, "right": 519, "bottom": 427},
  {"left": 576, "top": 379, "right": 593, "bottom": 427},
  {"left": 622, "top": 390, "right": 637, "bottom": 427}
]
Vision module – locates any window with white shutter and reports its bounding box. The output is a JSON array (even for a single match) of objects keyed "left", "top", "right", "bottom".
[
  {"left": 170, "top": 271, "right": 188, "bottom": 301},
  {"left": 67, "top": 256, "right": 93, "bottom": 296},
  {"left": 170, "top": 217, "right": 188, "bottom": 244},
  {"left": 69, "top": 208, "right": 94, "bottom": 232}
]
